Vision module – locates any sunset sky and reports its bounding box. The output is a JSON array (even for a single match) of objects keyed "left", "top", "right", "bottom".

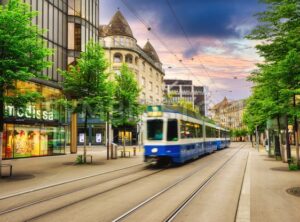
[{"left": 100, "top": 0, "right": 265, "bottom": 107}]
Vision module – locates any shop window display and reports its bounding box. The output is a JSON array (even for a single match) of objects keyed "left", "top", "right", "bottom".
[
  {"left": 2, "top": 124, "right": 65, "bottom": 159},
  {"left": 1, "top": 81, "right": 66, "bottom": 159}
]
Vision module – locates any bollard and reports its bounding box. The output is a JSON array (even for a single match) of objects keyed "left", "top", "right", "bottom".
[{"left": 133, "top": 147, "right": 136, "bottom": 156}]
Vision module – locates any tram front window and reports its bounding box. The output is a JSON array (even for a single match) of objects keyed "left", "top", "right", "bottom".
[
  {"left": 147, "top": 120, "right": 163, "bottom": 140},
  {"left": 167, "top": 119, "right": 178, "bottom": 141}
]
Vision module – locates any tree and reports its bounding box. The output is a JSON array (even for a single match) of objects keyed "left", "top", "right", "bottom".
[
  {"left": 60, "top": 41, "right": 113, "bottom": 163},
  {"left": 245, "top": 0, "right": 300, "bottom": 164},
  {"left": 176, "top": 99, "right": 195, "bottom": 112},
  {"left": 112, "top": 64, "right": 143, "bottom": 151},
  {"left": 0, "top": 0, "right": 52, "bottom": 175}
]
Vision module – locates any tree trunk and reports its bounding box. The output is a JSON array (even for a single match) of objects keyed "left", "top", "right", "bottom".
[
  {"left": 275, "top": 115, "right": 281, "bottom": 157},
  {"left": 106, "top": 112, "right": 109, "bottom": 160},
  {"left": 83, "top": 109, "right": 88, "bottom": 163},
  {"left": 293, "top": 95, "right": 299, "bottom": 166},
  {"left": 123, "top": 126, "right": 126, "bottom": 156},
  {"left": 285, "top": 115, "right": 291, "bottom": 164},
  {"left": 0, "top": 87, "right": 4, "bottom": 177}
]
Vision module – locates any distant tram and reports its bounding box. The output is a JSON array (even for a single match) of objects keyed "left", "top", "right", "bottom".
[{"left": 143, "top": 106, "right": 230, "bottom": 165}]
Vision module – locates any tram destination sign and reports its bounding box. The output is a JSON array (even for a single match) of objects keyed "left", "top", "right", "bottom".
[
  {"left": 147, "top": 105, "right": 163, "bottom": 117},
  {"left": 5, "top": 105, "right": 56, "bottom": 121}
]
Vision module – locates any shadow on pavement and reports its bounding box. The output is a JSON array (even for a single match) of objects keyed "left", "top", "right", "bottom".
[{"left": 1, "top": 173, "right": 35, "bottom": 181}]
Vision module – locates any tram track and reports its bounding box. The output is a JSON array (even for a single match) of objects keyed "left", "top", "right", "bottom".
[
  {"left": 164, "top": 149, "right": 249, "bottom": 222},
  {"left": 112, "top": 144, "right": 247, "bottom": 222},
  {"left": 22, "top": 146, "right": 236, "bottom": 222},
  {"left": 1, "top": 145, "right": 242, "bottom": 222},
  {"left": 0, "top": 164, "right": 158, "bottom": 217},
  {"left": 0, "top": 163, "right": 145, "bottom": 201}
]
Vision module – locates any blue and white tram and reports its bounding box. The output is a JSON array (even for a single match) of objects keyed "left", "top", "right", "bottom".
[{"left": 143, "top": 106, "right": 230, "bottom": 165}]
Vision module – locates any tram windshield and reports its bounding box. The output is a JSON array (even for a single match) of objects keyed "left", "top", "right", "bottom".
[
  {"left": 147, "top": 119, "right": 163, "bottom": 140},
  {"left": 167, "top": 119, "right": 178, "bottom": 141}
]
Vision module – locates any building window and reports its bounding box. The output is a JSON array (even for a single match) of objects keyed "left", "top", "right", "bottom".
[
  {"left": 74, "top": 23, "right": 81, "bottom": 51},
  {"left": 142, "top": 77, "right": 146, "bottom": 87},
  {"left": 149, "top": 96, "right": 153, "bottom": 104},
  {"left": 114, "top": 53, "right": 123, "bottom": 63},
  {"left": 156, "top": 85, "right": 159, "bottom": 94},
  {"left": 142, "top": 62, "right": 146, "bottom": 71},
  {"left": 125, "top": 54, "right": 133, "bottom": 64},
  {"left": 142, "top": 92, "right": 146, "bottom": 104},
  {"left": 120, "top": 36, "right": 124, "bottom": 45},
  {"left": 149, "top": 82, "right": 153, "bottom": 91},
  {"left": 74, "top": 0, "right": 81, "bottom": 16},
  {"left": 135, "top": 57, "right": 139, "bottom": 65}
]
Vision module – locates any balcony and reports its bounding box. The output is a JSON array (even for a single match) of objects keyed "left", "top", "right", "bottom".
[{"left": 100, "top": 39, "right": 164, "bottom": 73}]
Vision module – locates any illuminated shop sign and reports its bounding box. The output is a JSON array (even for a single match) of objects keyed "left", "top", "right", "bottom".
[{"left": 5, "top": 105, "right": 56, "bottom": 121}]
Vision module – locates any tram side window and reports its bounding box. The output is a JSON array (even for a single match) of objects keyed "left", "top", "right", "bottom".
[
  {"left": 206, "top": 126, "right": 212, "bottom": 138},
  {"left": 195, "top": 124, "right": 203, "bottom": 138},
  {"left": 216, "top": 129, "right": 220, "bottom": 138},
  {"left": 180, "top": 121, "right": 187, "bottom": 139},
  {"left": 147, "top": 120, "right": 163, "bottom": 140},
  {"left": 167, "top": 119, "right": 178, "bottom": 141}
]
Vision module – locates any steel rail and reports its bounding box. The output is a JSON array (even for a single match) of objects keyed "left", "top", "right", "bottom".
[
  {"left": 165, "top": 147, "right": 249, "bottom": 222},
  {"left": 112, "top": 144, "right": 246, "bottom": 222},
  {"left": 0, "top": 164, "right": 149, "bottom": 216}
]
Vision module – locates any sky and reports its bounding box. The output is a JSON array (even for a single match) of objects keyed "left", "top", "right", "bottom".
[{"left": 100, "top": 0, "right": 265, "bottom": 107}]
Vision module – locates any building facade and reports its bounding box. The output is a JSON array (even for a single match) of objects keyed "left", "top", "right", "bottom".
[
  {"left": 210, "top": 97, "right": 246, "bottom": 129},
  {"left": 99, "top": 11, "right": 165, "bottom": 145},
  {"left": 1, "top": 0, "right": 99, "bottom": 159},
  {"left": 164, "top": 79, "right": 207, "bottom": 116}
]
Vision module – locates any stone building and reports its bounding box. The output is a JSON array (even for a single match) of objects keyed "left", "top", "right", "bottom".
[
  {"left": 98, "top": 11, "right": 165, "bottom": 145},
  {"left": 99, "top": 11, "right": 165, "bottom": 105},
  {"left": 210, "top": 97, "right": 246, "bottom": 129}
]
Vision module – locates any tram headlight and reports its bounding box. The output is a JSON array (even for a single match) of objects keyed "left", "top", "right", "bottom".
[{"left": 151, "top": 148, "right": 158, "bottom": 153}]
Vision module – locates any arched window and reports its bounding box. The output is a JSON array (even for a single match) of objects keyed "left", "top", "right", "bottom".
[
  {"left": 142, "top": 61, "right": 146, "bottom": 71},
  {"left": 113, "top": 53, "right": 123, "bottom": 63},
  {"left": 125, "top": 54, "right": 133, "bottom": 64}
]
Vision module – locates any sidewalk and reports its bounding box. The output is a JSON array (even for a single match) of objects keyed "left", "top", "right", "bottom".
[
  {"left": 238, "top": 143, "right": 300, "bottom": 222},
  {"left": 0, "top": 146, "right": 144, "bottom": 197}
]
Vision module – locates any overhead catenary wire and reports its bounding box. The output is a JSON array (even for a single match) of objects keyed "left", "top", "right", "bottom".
[
  {"left": 120, "top": 0, "right": 232, "bottom": 107},
  {"left": 119, "top": 0, "right": 222, "bottom": 108}
]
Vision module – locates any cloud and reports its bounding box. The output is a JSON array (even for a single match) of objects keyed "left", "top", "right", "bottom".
[{"left": 118, "top": 0, "right": 264, "bottom": 39}]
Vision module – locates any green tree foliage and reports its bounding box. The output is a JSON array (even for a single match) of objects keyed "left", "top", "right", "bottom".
[
  {"left": 60, "top": 41, "right": 113, "bottom": 163},
  {"left": 0, "top": 0, "right": 52, "bottom": 131},
  {"left": 112, "top": 64, "right": 142, "bottom": 128},
  {"left": 176, "top": 99, "right": 195, "bottom": 112},
  {"left": 244, "top": 0, "right": 300, "bottom": 132}
]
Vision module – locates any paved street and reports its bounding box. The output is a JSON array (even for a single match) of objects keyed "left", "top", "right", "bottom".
[{"left": 0, "top": 143, "right": 299, "bottom": 222}]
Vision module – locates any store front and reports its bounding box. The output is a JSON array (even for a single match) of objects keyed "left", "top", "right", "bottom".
[
  {"left": 1, "top": 81, "right": 66, "bottom": 159},
  {"left": 77, "top": 116, "right": 106, "bottom": 146},
  {"left": 113, "top": 125, "right": 138, "bottom": 146}
]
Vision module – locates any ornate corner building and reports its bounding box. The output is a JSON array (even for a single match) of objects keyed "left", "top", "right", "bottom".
[
  {"left": 97, "top": 11, "right": 165, "bottom": 146},
  {"left": 99, "top": 11, "right": 165, "bottom": 105}
]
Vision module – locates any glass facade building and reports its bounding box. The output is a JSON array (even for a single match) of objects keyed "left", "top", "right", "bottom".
[{"left": 1, "top": 0, "right": 100, "bottom": 159}]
